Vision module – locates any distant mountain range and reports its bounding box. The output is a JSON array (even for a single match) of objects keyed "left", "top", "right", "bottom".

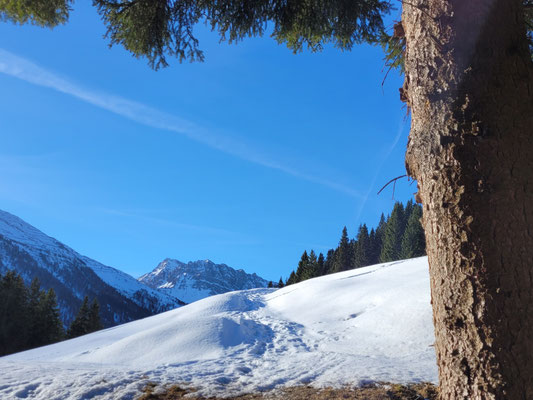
[
  {"left": 0, "top": 209, "right": 268, "bottom": 327},
  {"left": 139, "top": 258, "right": 269, "bottom": 303},
  {"left": 0, "top": 210, "right": 183, "bottom": 327}
]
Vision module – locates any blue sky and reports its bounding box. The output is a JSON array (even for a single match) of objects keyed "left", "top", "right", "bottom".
[{"left": 0, "top": 3, "right": 413, "bottom": 281}]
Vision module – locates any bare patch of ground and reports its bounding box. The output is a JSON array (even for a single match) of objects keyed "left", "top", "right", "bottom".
[{"left": 138, "top": 382, "right": 438, "bottom": 400}]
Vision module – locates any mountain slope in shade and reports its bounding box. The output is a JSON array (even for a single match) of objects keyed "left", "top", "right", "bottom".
[
  {"left": 139, "top": 258, "right": 269, "bottom": 303},
  {"left": 0, "top": 209, "right": 183, "bottom": 327},
  {"left": 0, "top": 257, "right": 436, "bottom": 399}
]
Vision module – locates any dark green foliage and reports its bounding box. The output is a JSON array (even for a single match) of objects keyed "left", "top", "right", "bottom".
[
  {"left": 1, "top": 1, "right": 532, "bottom": 69},
  {"left": 88, "top": 298, "right": 103, "bottom": 332},
  {"left": 284, "top": 200, "right": 426, "bottom": 285},
  {"left": 0, "top": 271, "right": 30, "bottom": 355},
  {"left": 277, "top": 277, "right": 284, "bottom": 288},
  {"left": 380, "top": 202, "right": 405, "bottom": 263},
  {"left": 267, "top": 281, "right": 273, "bottom": 288},
  {"left": 40, "top": 288, "right": 65, "bottom": 344},
  {"left": 93, "top": 0, "right": 391, "bottom": 69},
  {"left": 1, "top": 0, "right": 391, "bottom": 69},
  {"left": 368, "top": 228, "right": 377, "bottom": 265},
  {"left": 294, "top": 250, "right": 318, "bottom": 282},
  {"left": 404, "top": 199, "right": 414, "bottom": 222},
  {"left": 353, "top": 224, "right": 370, "bottom": 268},
  {"left": 317, "top": 253, "right": 325, "bottom": 276},
  {"left": 285, "top": 270, "right": 297, "bottom": 286},
  {"left": 67, "top": 296, "right": 90, "bottom": 338},
  {"left": 369, "top": 214, "right": 385, "bottom": 265},
  {"left": 27, "top": 278, "right": 46, "bottom": 348},
  {"left": 0, "top": 0, "right": 72, "bottom": 27},
  {"left": 333, "top": 226, "right": 353, "bottom": 272},
  {"left": 304, "top": 250, "right": 318, "bottom": 280},
  {"left": 67, "top": 296, "right": 103, "bottom": 338},
  {"left": 94, "top": 0, "right": 205, "bottom": 69},
  {"left": 323, "top": 249, "right": 335, "bottom": 275},
  {"left": 28, "top": 283, "right": 65, "bottom": 347},
  {"left": 296, "top": 251, "right": 309, "bottom": 281},
  {"left": 0, "top": 271, "right": 65, "bottom": 356},
  {"left": 401, "top": 205, "right": 426, "bottom": 259},
  {"left": 380, "top": 29, "right": 405, "bottom": 73}
]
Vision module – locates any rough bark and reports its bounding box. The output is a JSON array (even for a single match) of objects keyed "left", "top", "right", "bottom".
[{"left": 402, "top": 0, "right": 533, "bottom": 399}]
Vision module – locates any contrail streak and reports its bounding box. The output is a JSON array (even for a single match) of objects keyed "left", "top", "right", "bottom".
[
  {"left": 0, "top": 48, "right": 362, "bottom": 199},
  {"left": 354, "top": 118, "right": 406, "bottom": 223}
]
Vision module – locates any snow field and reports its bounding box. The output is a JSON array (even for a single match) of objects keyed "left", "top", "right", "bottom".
[{"left": 0, "top": 257, "right": 437, "bottom": 399}]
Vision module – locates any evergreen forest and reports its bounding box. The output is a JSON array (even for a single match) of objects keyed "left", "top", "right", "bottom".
[
  {"left": 0, "top": 271, "right": 103, "bottom": 356},
  {"left": 283, "top": 200, "right": 425, "bottom": 286}
]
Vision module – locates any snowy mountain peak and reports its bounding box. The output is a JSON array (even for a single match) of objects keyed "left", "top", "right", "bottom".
[
  {"left": 139, "top": 258, "right": 269, "bottom": 304},
  {"left": 0, "top": 210, "right": 183, "bottom": 326},
  {"left": 0, "top": 210, "right": 62, "bottom": 251}
]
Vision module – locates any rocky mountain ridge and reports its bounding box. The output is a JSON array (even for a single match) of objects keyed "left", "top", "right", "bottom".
[
  {"left": 139, "top": 258, "right": 269, "bottom": 303},
  {"left": 0, "top": 210, "right": 183, "bottom": 327}
]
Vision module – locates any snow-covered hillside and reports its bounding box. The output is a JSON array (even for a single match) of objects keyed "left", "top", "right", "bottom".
[
  {"left": 0, "top": 210, "right": 182, "bottom": 326},
  {"left": 0, "top": 257, "right": 437, "bottom": 399},
  {"left": 139, "top": 258, "right": 269, "bottom": 303}
]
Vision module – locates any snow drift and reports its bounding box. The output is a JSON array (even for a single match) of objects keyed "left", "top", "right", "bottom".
[{"left": 0, "top": 257, "right": 437, "bottom": 399}]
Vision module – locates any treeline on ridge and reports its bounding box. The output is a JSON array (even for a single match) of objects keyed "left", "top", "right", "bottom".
[
  {"left": 280, "top": 200, "right": 425, "bottom": 287},
  {"left": 0, "top": 271, "right": 103, "bottom": 356}
]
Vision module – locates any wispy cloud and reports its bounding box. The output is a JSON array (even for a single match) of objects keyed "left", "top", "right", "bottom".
[
  {"left": 0, "top": 48, "right": 362, "bottom": 199},
  {"left": 100, "top": 207, "right": 237, "bottom": 237}
]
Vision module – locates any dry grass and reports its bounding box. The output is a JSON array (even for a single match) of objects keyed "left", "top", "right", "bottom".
[{"left": 138, "top": 382, "right": 438, "bottom": 400}]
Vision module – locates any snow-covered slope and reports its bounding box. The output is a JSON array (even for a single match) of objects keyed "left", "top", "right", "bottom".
[
  {"left": 0, "top": 210, "right": 182, "bottom": 326},
  {"left": 139, "top": 258, "right": 269, "bottom": 303},
  {"left": 0, "top": 257, "right": 437, "bottom": 399}
]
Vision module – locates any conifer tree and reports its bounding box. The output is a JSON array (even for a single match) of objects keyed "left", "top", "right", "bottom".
[
  {"left": 303, "top": 250, "right": 318, "bottom": 280},
  {"left": 277, "top": 278, "right": 284, "bottom": 288},
  {"left": 354, "top": 224, "right": 370, "bottom": 268},
  {"left": 0, "top": 271, "right": 30, "bottom": 356},
  {"left": 368, "top": 228, "right": 378, "bottom": 265},
  {"left": 67, "top": 296, "right": 91, "bottom": 339},
  {"left": 285, "top": 271, "right": 297, "bottom": 286},
  {"left": 333, "top": 227, "right": 352, "bottom": 272},
  {"left": 0, "top": 272, "right": 65, "bottom": 355},
  {"left": 370, "top": 214, "right": 386, "bottom": 265},
  {"left": 27, "top": 278, "right": 46, "bottom": 348},
  {"left": 323, "top": 249, "right": 335, "bottom": 275},
  {"left": 404, "top": 199, "right": 414, "bottom": 224},
  {"left": 40, "top": 288, "right": 65, "bottom": 344},
  {"left": 350, "top": 238, "right": 358, "bottom": 267},
  {"left": 380, "top": 203, "right": 405, "bottom": 262},
  {"left": 88, "top": 298, "right": 103, "bottom": 333},
  {"left": 294, "top": 251, "right": 309, "bottom": 282},
  {"left": 401, "top": 204, "right": 426, "bottom": 259},
  {"left": 317, "top": 253, "right": 325, "bottom": 276},
  {"left": 267, "top": 281, "right": 273, "bottom": 288}
]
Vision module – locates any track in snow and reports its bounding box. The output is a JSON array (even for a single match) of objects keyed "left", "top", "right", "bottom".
[{"left": 0, "top": 257, "right": 437, "bottom": 399}]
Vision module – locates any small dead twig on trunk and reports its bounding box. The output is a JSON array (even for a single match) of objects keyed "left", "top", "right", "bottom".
[{"left": 377, "top": 175, "right": 408, "bottom": 198}]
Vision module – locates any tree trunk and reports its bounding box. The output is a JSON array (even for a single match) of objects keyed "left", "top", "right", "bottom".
[{"left": 402, "top": 0, "right": 533, "bottom": 398}]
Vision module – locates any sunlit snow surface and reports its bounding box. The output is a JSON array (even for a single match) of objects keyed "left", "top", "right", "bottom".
[{"left": 0, "top": 257, "right": 437, "bottom": 399}]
